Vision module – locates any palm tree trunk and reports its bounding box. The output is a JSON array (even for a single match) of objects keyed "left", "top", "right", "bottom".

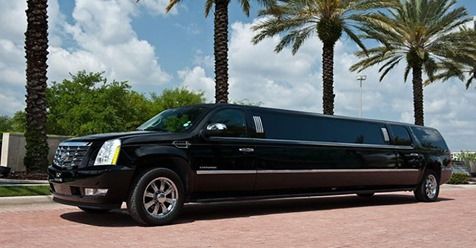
[
  {"left": 412, "top": 65, "right": 424, "bottom": 126},
  {"left": 322, "top": 42, "right": 335, "bottom": 115},
  {"left": 214, "top": 0, "right": 229, "bottom": 104},
  {"left": 24, "top": 0, "right": 49, "bottom": 172}
]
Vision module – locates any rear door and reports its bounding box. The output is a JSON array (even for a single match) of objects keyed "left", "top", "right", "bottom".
[{"left": 387, "top": 124, "right": 421, "bottom": 185}]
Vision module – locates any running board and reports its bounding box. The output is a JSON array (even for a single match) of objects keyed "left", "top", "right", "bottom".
[{"left": 189, "top": 187, "right": 416, "bottom": 204}]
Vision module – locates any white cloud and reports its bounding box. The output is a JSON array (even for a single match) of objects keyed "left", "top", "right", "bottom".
[
  {"left": 56, "top": 0, "right": 171, "bottom": 88},
  {"left": 180, "top": 18, "right": 476, "bottom": 150},
  {"left": 138, "top": 0, "right": 177, "bottom": 15},
  {"left": 0, "top": 0, "right": 172, "bottom": 115},
  {"left": 178, "top": 66, "right": 214, "bottom": 101}
]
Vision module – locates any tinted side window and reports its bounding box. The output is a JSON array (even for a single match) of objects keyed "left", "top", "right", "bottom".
[
  {"left": 389, "top": 125, "right": 412, "bottom": 146},
  {"left": 258, "top": 111, "right": 386, "bottom": 145},
  {"left": 411, "top": 127, "right": 448, "bottom": 151},
  {"left": 330, "top": 119, "right": 386, "bottom": 144},
  {"left": 207, "top": 109, "right": 247, "bottom": 137}
]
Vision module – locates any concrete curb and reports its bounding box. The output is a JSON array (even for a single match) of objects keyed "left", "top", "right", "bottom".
[
  {"left": 0, "top": 184, "right": 49, "bottom": 187},
  {"left": 0, "top": 179, "right": 48, "bottom": 185},
  {"left": 442, "top": 184, "right": 476, "bottom": 189},
  {"left": 0, "top": 195, "right": 53, "bottom": 205}
]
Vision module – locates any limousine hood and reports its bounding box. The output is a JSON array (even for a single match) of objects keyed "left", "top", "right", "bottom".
[{"left": 64, "top": 131, "right": 190, "bottom": 144}]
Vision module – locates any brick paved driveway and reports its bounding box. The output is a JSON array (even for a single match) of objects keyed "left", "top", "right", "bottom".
[{"left": 1, "top": 185, "right": 475, "bottom": 248}]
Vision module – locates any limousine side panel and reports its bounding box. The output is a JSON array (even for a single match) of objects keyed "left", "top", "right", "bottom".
[{"left": 253, "top": 142, "right": 420, "bottom": 190}]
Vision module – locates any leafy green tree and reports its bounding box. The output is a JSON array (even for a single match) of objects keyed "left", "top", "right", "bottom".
[
  {"left": 164, "top": 0, "right": 273, "bottom": 103},
  {"left": 46, "top": 71, "right": 149, "bottom": 136},
  {"left": 10, "top": 112, "right": 26, "bottom": 133},
  {"left": 45, "top": 71, "right": 205, "bottom": 136},
  {"left": 351, "top": 0, "right": 474, "bottom": 125},
  {"left": 0, "top": 116, "right": 12, "bottom": 132},
  {"left": 24, "top": 0, "right": 50, "bottom": 172},
  {"left": 0, "top": 113, "right": 27, "bottom": 134},
  {"left": 252, "top": 0, "right": 393, "bottom": 115},
  {"left": 150, "top": 88, "right": 206, "bottom": 114}
]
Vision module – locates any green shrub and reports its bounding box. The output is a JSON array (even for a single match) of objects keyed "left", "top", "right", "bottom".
[{"left": 447, "top": 173, "right": 470, "bottom": 184}]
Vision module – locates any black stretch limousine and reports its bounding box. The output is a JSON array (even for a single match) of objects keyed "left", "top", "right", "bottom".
[{"left": 48, "top": 104, "right": 452, "bottom": 225}]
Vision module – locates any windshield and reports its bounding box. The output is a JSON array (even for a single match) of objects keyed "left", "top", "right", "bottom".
[{"left": 137, "top": 107, "right": 208, "bottom": 133}]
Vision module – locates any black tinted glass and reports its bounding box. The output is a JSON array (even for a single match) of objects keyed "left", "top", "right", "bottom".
[
  {"left": 411, "top": 127, "right": 448, "bottom": 151},
  {"left": 258, "top": 111, "right": 386, "bottom": 145},
  {"left": 137, "top": 107, "right": 208, "bottom": 133},
  {"left": 390, "top": 125, "right": 412, "bottom": 146},
  {"left": 208, "top": 109, "right": 247, "bottom": 137}
]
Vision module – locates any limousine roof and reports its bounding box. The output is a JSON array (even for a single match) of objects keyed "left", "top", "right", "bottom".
[{"left": 188, "top": 103, "right": 436, "bottom": 130}]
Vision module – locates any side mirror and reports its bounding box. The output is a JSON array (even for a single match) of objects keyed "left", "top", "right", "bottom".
[
  {"left": 201, "top": 123, "right": 227, "bottom": 138},
  {"left": 207, "top": 123, "right": 227, "bottom": 131}
]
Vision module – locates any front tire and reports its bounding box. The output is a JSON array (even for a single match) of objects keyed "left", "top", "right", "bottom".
[
  {"left": 127, "top": 168, "right": 184, "bottom": 226},
  {"left": 414, "top": 170, "right": 440, "bottom": 202}
]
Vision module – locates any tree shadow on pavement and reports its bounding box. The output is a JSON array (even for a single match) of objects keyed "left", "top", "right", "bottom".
[{"left": 60, "top": 194, "right": 453, "bottom": 227}]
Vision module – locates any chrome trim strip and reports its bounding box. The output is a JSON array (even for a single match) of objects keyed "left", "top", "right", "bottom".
[
  {"left": 196, "top": 169, "right": 419, "bottom": 175},
  {"left": 58, "top": 141, "right": 92, "bottom": 147},
  {"left": 381, "top": 128, "right": 390, "bottom": 142},
  {"left": 253, "top": 116, "right": 264, "bottom": 133},
  {"left": 257, "top": 117, "right": 264, "bottom": 133},
  {"left": 209, "top": 137, "right": 413, "bottom": 150},
  {"left": 197, "top": 170, "right": 257, "bottom": 175},
  {"left": 256, "top": 169, "right": 419, "bottom": 174}
]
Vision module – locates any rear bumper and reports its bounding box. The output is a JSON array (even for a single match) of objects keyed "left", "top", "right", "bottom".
[{"left": 48, "top": 165, "right": 135, "bottom": 209}]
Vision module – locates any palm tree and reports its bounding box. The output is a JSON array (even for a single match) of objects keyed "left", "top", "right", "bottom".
[
  {"left": 252, "top": 0, "right": 393, "bottom": 115},
  {"left": 426, "top": 28, "right": 476, "bottom": 89},
  {"left": 165, "top": 0, "right": 273, "bottom": 103},
  {"left": 351, "top": 0, "right": 474, "bottom": 126},
  {"left": 24, "top": 0, "right": 50, "bottom": 172}
]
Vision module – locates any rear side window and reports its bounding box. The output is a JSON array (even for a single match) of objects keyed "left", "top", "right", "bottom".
[
  {"left": 257, "top": 111, "right": 386, "bottom": 145},
  {"left": 389, "top": 125, "right": 412, "bottom": 146},
  {"left": 411, "top": 127, "right": 448, "bottom": 151},
  {"left": 207, "top": 109, "right": 248, "bottom": 137},
  {"left": 327, "top": 119, "right": 386, "bottom": 145}
]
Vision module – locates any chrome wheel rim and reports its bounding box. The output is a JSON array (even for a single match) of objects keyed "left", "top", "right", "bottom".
[
  {"left": 143, "top": 177, "right": 178, "bottom": 218},
  {"left": 425, "top": 174, "right": 438, "bottom": 199}
]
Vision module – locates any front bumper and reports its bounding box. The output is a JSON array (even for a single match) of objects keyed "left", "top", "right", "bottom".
[{"left": 48, "top": 165, "right": 135, "bottom": 209}]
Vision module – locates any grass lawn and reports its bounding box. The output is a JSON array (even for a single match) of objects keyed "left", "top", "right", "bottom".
[{"left": 0, "top": 185, "right": 51, "bottom": 197}]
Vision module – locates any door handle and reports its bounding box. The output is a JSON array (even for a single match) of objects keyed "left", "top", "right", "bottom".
[{"left": 238, "top": 148, "right": 254, "bottom": 153}]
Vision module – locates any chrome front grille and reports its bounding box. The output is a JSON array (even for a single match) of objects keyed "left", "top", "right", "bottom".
[{"left": 53, "top": 142, "right": 91, "bottom": 168}]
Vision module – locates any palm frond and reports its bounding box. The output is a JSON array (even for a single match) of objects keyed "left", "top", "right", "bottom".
[
  {"left": 166, "top": 0, "right": 181, "bottom": 13},
  {"left": 253, "top": 0, "right": 387, "bottom": 54},
  {"left": 351, "top": 0, "right": 474, "bottom": 87},
  {"left": 204, "top": 0, "right": 214, "bottom": 17}
]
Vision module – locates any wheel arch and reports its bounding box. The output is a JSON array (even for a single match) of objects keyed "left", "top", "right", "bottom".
[
  {"left": 131, "top": 145, "right": 194, "bottom": 195},
  {"left": 423, "top": 159, "right": 443, "bottom": 181}
]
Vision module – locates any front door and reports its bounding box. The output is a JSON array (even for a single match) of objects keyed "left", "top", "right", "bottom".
[{"left": 190, "top": 108, "right": 256, "bottom": 192}]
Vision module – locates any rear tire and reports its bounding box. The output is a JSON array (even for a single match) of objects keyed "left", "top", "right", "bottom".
[
  {"left": 127, "top": 168, "right": 184, "bottom": 226},
  {"left": 414, "top": 169, "right": 440, "bottom": 202},
  {"left": 78, "top": 206, "right": 111, "bottom": 214}
]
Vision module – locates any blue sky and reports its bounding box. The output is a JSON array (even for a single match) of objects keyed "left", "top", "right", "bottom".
[
  {"left": 57, "top": 0, "right": 476, "bottom": 80},
  {"left": 1, "top": 0, "right": 476, "bottom": 151}
]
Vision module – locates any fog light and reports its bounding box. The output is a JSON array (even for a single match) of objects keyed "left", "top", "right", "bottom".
[{"left": 84, "top": 188, "right": 108, "bottom": 196}]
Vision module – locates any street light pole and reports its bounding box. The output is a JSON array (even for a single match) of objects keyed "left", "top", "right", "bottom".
[{"left": 357, "top": 75, "right": 367, "bottom": 117}]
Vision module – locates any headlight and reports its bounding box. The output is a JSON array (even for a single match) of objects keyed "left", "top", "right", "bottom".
[{"left": 94, "top": 139, "right": 121, "bottom": 166}]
